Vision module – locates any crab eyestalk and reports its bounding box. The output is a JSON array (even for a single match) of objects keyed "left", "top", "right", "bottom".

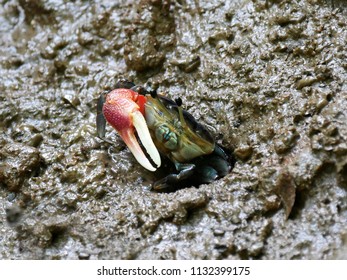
[{"left": 102, "top": 89, "right": 161, "bottom": 171}]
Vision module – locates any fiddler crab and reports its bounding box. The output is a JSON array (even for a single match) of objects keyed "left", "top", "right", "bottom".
[{"left": 96, "top": 79, "right": 233, "bottom": 191}]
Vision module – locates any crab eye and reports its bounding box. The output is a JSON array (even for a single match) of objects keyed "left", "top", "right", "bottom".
[{"left": 155, "top": 124, "right": 178, "bottom": 150}]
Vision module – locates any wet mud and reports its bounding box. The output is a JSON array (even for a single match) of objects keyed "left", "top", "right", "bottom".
[{"left": 0, "top": 0, "right": 346, "bottom": 259}]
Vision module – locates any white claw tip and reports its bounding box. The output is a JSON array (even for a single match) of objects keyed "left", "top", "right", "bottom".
[{"left": 131, "top": 111, "right": 161, "bottom": 171}]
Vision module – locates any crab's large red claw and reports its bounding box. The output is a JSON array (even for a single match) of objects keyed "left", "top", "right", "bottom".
[{"left": 102, "top": 89, "right": 161, "bottom": 171}]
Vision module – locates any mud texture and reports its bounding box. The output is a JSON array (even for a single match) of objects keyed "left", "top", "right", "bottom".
[{"left": 0, "top": 0, "right": 346, "bottom": 259}]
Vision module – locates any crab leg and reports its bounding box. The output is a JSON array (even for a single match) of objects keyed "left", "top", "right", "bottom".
[
  {"left": 102, "top": 88, "right": 161, "bottom": 171},
  {"left": 96, "top": 93, "right": 107, "bottom": 138}
]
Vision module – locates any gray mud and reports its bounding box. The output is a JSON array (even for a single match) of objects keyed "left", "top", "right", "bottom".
[{"left": 0, "top": 0, "right": 346, "bottom": 259}]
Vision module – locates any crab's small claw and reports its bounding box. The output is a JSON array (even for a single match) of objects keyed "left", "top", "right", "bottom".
[{"left": 102, "top": 88, "right": 161, "bottom": 171}]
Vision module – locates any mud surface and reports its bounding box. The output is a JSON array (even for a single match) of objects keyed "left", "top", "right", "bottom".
[{"left": 1, "top": 0, "right": 346, "bottom": 259}]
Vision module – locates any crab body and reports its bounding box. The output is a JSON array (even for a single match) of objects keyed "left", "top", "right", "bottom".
[
  {"left": 97, "top": 80, "right": 232, "bottom": 191},
  {"left": 144, "top": 95, "right": 215, "bottom": 163}
]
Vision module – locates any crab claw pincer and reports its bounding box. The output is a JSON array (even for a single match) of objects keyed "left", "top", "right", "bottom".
[{"left": 102, "top": 88, "right": 161, "bottom": 171}]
